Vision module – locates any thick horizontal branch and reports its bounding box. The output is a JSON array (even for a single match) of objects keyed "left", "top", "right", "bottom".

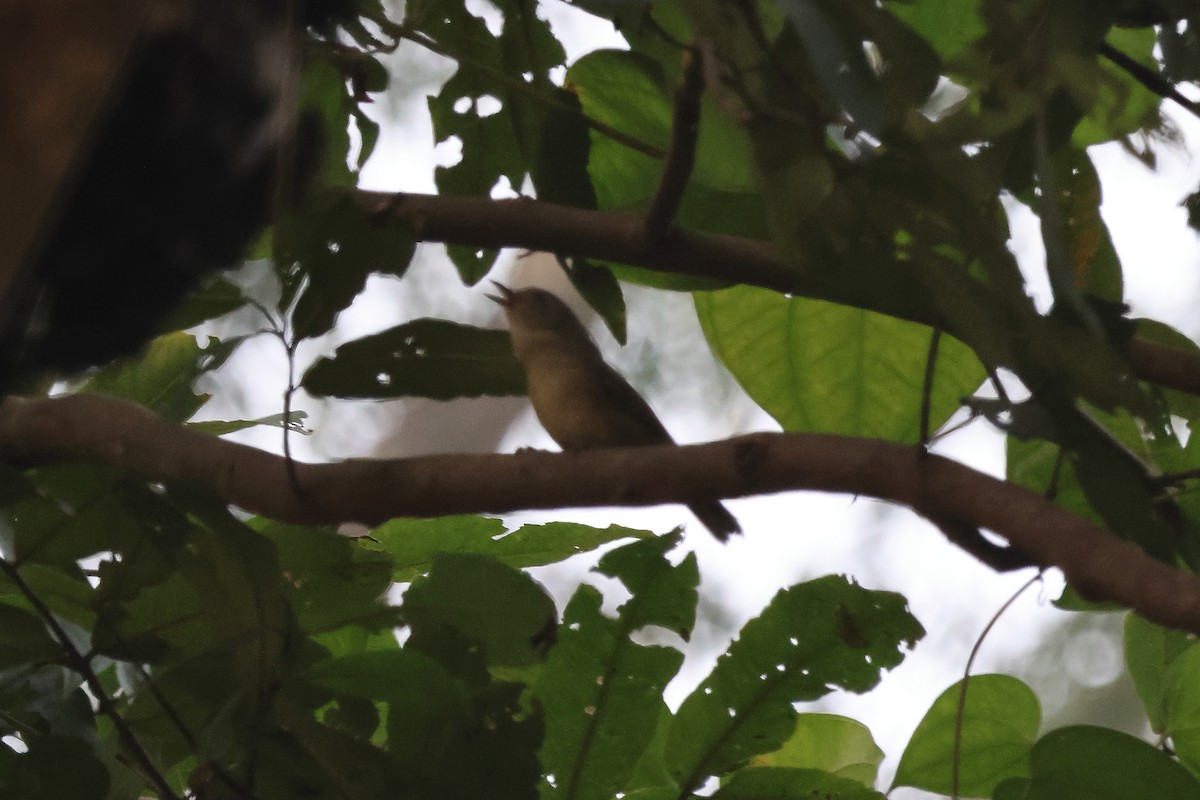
[
  {"left": 358, "top": 191, "right": 1200, "bottom": 398},
  {"left": 4, "top": 393, "right": 1200, "bottom": 634}
]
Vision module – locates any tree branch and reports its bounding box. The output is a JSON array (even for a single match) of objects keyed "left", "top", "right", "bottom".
[
  {"left": 1099, "top": 41, "right": 1200, "bottom": 120},
  {"left": 643, "top": 44, "right": 704, "bottom": 241},
  {"left": 4, "top": 393, "right": 1200, "bottom": 634},
  {"left": 359, "top": 191, "right": 1200, "bottom": 399}
]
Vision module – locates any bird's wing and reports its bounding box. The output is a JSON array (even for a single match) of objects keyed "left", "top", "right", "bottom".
[{"left": 594, "top": 360, "right": 675, "bottom": 445}]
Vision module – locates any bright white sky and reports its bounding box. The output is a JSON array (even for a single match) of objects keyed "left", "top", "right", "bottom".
[{"left": 198, "top": 4, "right": 1200, "bottom": 796}]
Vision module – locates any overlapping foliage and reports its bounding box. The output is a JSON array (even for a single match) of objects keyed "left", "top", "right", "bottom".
[{"left": 5, "top": 0, "right": 1200, "bottom": 798}]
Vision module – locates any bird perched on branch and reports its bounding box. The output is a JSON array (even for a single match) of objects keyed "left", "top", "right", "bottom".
[{"left": 489, "top": 282, "right": 741, "bottom": 542}]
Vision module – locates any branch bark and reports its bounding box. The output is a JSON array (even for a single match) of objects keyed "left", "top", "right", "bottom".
[
  {"left": 5, "top": 393, "right": 1200, "bottom": 634},
  {"left": 358, "top": 191, "right": 1200, "bottom": 398}
]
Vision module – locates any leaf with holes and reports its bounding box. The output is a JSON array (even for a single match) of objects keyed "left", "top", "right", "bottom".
[
  {"left": 301, "top": 319, "right": 525, "bottom": 399},
  {"left": 534, "top": 533, "right": 697, "bottom": 800},
  {"left": 665, "top": 576, "right": 923, "bottom": 792}
]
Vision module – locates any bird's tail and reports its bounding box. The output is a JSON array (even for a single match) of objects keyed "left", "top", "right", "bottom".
[{"left": 688, "top": 501, "right": 741, "bottom": 542}]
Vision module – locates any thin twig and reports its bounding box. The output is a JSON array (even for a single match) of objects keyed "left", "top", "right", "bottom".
[
  {"left": 1099, "top": 41, "right": 1200, "bottom": 120},
  {"left": 644, "top": 44, "right": 705, "bottom": 241},
  {"left": 951, "top": 573, "right": 1043, "bottom": 800},
  {"left": 0, "top": 557, "right": 180, "bottom": 800},
  {"left": 282, "top": 336, "right": 304, "bottom": 499}
]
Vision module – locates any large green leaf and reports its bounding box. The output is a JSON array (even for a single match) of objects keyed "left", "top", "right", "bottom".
[
  {"left": 535, "top": 534, "right": 698, "bottom": 800},
  {"left": 569, "top": 49, "right": 766, "bottom": 290},
  {"left": 893, "top": 674, "right": 1040, "bottom": 797},
  {"left": 401, "top": 552, "right": 557, "bottom": 669},
  {"left": 1161, "top": 644, "right": 1200, "bottom": 777},
  {"left": 697, "top": 285, "right": 985, "bottom": 440},
  {"left": 994, "top": 726, "right": 1200, "bottom": 799},
  {"left": 1124, "top": 612, "right": 1195, "bottom": 734},
  {"left": 752, "top": 713, "right": 884, "bottom": 786},
  {"left": 253, "top": 520, "right": 396, "bottom": 635},
  {"left": 884, "top": 0, "right": 985, "bottom": 63},
  {"left": 666, "top": 576, "right": 923, "bottom": 792},
  {"left": 714, "top": 766, "right": 886, "bottom": 800}
]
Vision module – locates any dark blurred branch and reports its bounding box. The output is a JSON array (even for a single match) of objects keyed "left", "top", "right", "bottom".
[
  {"left": 1099, "top": 41, "right": 1200, "bottom": 119},
  {"left": 4, "top": 393, "right": 1200, "bottom": 634},
  {"left": 359, "top": 190, "right": 1200, "bottom": 398}
]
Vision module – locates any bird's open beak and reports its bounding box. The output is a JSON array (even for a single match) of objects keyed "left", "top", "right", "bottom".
[{"left": 486, "top": 280, "right": 514, "bottom": 307}]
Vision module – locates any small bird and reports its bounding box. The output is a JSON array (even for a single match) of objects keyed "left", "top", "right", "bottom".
[{"left": 488, "top": 282, "right": 740, "bottom": 541}]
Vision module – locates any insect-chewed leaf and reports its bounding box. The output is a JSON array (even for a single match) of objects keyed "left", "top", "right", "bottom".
[
  {"left": 301, "top": 318, "right": 526, "bottom": 399},
  {"left": 666, "top": 575, "right": 923, "bottom": 792}
]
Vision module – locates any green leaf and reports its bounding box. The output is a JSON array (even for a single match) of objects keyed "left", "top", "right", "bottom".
[
  {"left": 402, "top": 552, "right": 557, "bottom": 668},
  {"left": 884, "top": 0, "right": 985, "bottom": 63},
  {"left": 1133, "top": 319, "right": 1200, "bottom": 423},
  {"left": 1041, "top": 147, "right": 1123, "bottom": 303},
  {"left": 0, "top": 602, "right": 65, "bottom": 669},
  {"left": 161, "top": 276, "right": 248, "bottom": 332},
  {"left": 666, "top": 576, "right": 923, "bottom": 792},
  {"left": 299, "top": 58, "right": 357, "bottom": 189},
  {"left": 303, "top": 646, "right": 543, "bottom": 799},
  {"left": 1, "top": 564, "right": 96, "bottom": 633},
  {"left": 6, "top": 466, "right": 190, "bottom": 588},
  {"left": 752, "top": 713, "right": 884, "bottom": 786},
  {"left": 1071, "top": 26, "right": 1162, "bottom": 148},
  {"left": 276, "top": 193, "right": 416, "bottom": 340},
  {"left": 82, "top": 332, "right": 235, "bottom": 423},
  {"left": 893, "top": 674, "right": 1040, "bottom": 796},
  {"left": 569, "top": 51, "right": 670, "bottom": 211},
  {"left": 0, "top": 734, "right": 110, "bottom": 800},
  {"left": 186, "top": 411, "right": 310, "bottom": 437},
  {"left": 697, "top": 286, "right": 985, "bottom": 441},
  {"left": 301, "top": 319, "right": 526, "bottom": 400},
  {"left": 535, "top": 535, "right": 697, "bottom": 800},
  {"left": 419, "top": 0, "right": 563, "bottom": 284},
  {"left": 254, "top": 520, "right": 396, "bottom": 635},
  {"left": 531, "top": 87, "right": 597, "bottom": 210},
  {"left": 109, "top": 488, "right": 298, "bottom": 766},
  {"left": 302, "top": 649, "right": 467, "bottom": 761},
  {"left": 713, "top": 766, "right": 886, "bottom": 800},
  {"left": 1161, "top": 644, "right": 1200, "bottom": 777},
  {"left": 370, "top": 516, "right": 652, "bottom": 583},
  {"left": 999, "top": 725, "right": 1200, "bottom": 799},
  {"left": 1124, "top": 612, "right": 1195, "bottom": 733},
  {"left": 561, "top": 257, "right": 628, "bottom": 346}
]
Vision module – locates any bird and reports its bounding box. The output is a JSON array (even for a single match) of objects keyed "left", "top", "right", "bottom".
[{"left": 488, "top": 281, "right": 741, "bottom": 542}]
